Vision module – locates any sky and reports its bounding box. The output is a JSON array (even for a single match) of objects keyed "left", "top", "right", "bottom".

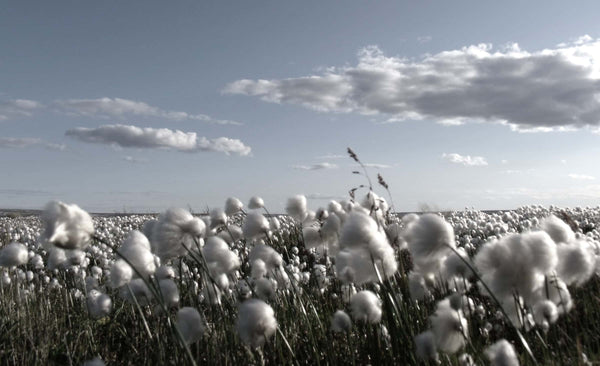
[{"left": 2, "top": 0, "right": 600, "bottom": 213}]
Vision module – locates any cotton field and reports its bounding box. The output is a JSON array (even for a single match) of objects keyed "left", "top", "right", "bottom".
[{"left": 2, "top": 193, "right": 600, "bottom": 365}]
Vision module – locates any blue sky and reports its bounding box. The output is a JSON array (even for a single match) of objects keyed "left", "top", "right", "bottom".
[{"left": 2, "top": 1, "right": 600, "bottom": 213}]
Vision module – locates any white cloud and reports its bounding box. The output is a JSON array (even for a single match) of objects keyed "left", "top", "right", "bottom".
[
  {"left": 361, "top": 163, "right": 392, "bottom": 169},
  {"left": 568, "top": 173, "right": 595, "bottom": 180},
  {"left": 53, "top": 97, "right": 241, "bottom": 125},
  {"left": 0, "top": 137, "right": 65, "bottom": 150},
  {"left": 65, "top": 124, "right": 251, "bottom": 156},
  {"left": 225, "top": 37, "right": 600, "bottom": 131},
  {"left": 0, "top": 99, "right": 43, "bottom": 120},
  {"left": 292, "top": 162, "right": 338, "bottom": 170},
  {"left": 123, "top": 156, "right": 148, "bottom": 164},
  {"left": 442, "top": 153, "right": 488, "bottom": 166},
  {"left": 417, "top": 36, "right": 432, "bottom": 43},
  {"left": 316, "top": 153, "right": 345, "bottom": 159}
]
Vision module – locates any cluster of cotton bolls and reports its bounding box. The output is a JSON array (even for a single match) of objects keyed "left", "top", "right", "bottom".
[{"left": 3, "top": 196, "right": 600, "bottom": 364}]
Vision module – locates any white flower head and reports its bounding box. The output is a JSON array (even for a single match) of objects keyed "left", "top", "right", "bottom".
[
  {"left": 225, "top": 197, "right": 244, "bottom": 216},
  {"left": 236, "top": 298, "right": 277, "bottom": 348},
  {"left": 41, "top": 201, "right": 94, "bottom": 250},
  {"left": 0, "top": 242, "right": 29, "bottom": 267},
  {"left": 248, "top": 196, "right": 265, "bottom": 210},
  {"left": 484, "top": 339, "right": 520, "bottom": 366},
  {"left": 350, "top": 290, "right": 382, "bottom": 323}
]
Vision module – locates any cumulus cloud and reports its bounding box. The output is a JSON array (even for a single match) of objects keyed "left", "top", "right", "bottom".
[
  {"left": 442, "top": 153, "right": 488, "bottom": 166},
  {"left": 225, "top": 36, "right": 600, "bottom": 131},
  {"left": 292, "top": 162, "right": 338, "bottom": 170},
  {"left": 53, "top": 97, "right": 241, "bottom": 125},
  {"left": 568, "top": 173, "right": 595, "bottom": 180},
  {"left": 0, "top": 99, "right": 43, "bottom": 120},
  {"left": 65, "top": 124, "right": 251, "bottom": 156},
  {"left": 0, "top": 137, "right": 66, "bottom": 151}
]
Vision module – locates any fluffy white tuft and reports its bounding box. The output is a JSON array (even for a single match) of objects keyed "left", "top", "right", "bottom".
[
  {"left": 40, "top": 200, "right": 94, "bottom": 250},
  {"left": 0, "top": 242, "right": 29, "bottom": 267},
  {"left": 350, "top": 290, "right": 382, "bottom": 323},
  {"left": 236, "top": 298, "right": 277, "bottom": 348},
  {"left": 484, "top": 339, "right": 520, "bottom": 366}
]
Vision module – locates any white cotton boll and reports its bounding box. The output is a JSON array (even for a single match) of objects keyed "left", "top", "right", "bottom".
[
  {"left": 532, "top": 300, "right": 558, "bottom": 326},
  {"left": 30, "top": 254, "right": 44, "bottom": 270},
  {"left": 272, "top": 266, "right": 290, "bottom": 289},
  {"left": 331, "top": 310, "right": 352, "bottom": 332},
  {"left": 286, "top": 195, "right": 308, "bottom": 221},
  {"left": 86, "top": 289, "right": 112, "bottom": 319},
  {"left": 152, "top": 208, "right": 205, "bottom": 261},
  {"left": 118, "top": 231, "right": 156, "bottom": 278},
  {"left": 556, "top": 241, "right": 595, "bottom": 286},
  {"left": 249, "top": 244, "right": 282, "bottom": 272},
  {"left": 522, "top": 231, "right": 558, "bottom": 274},
  {"left": 210, "top": 208, "right": 227, "bottom": 228},
  {"left": 110, "top": 259, "right": 133, "bottom": 288},
  {"left": 475, "top": 233, "right": 551, "bottom": 304},
  {"left": 541, "top": 215, "right": 575, "bottom": 244},
  {"left": 47, "top": 247, "right": 67, "bottom": 270},
  {"left": 415, "top": 331, "right": 438, "bottom": 362},
  {"left": 405, "top": 214, "right": 455, "bottom": 272},
  {"left": 158, "top": 279, "right": 180, "bottom": 308},
  {"left": 40, "top": 200, "right": 94, "bottom": 250},
  {"left": 248, "top": 196, "right": 265, "bottom": 210},
  {"left": 402, "top": 213, "right": 419, "bottom": 225},
  {"left": 350, "top": 290, "right": 382, "bottom": 324},
  {"left": 430, "top": 299, "right": 468, "bottom": 354},
  {"left": 251, "top": 259, "right": 268, "bottom": 279},
  {"left": 82, "top": 357, "right": 105, "bottom": 366},
  {"left": 484, "top": 339, "right": 520, "bottom": 366},
  {"left": 202, "top": 236, "right": 240, "bottom": 275},
  {"left": 0, "top": 242, "right": 29, "bottom": 267},
  {"left": 243, "top": 211, "right": 270, "bottom": 241},
  {"left": 218, "top": 225, "right": 243, "bottom": 244},
  {"left": 177, "top": 307, "right": 205, "bottom": 345},
  {"left": 225, "top": 197, "right": 244, "bottom": 216},
  {"left": 236, "top": 298, "right": 277, "bottom": 348}
]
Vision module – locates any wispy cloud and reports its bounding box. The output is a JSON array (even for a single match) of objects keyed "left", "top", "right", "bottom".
[
  {"left": 0, "top": 137, "right": 66, "bottom": 151},
  {"left": 316, "top": 154, "right": 345, "bottom": 159},
  {"left": 225, "top": 36, "right": 600, "bottom": 131},
  {"left": 417, "top": 35, "right": 432, "bottom": 43},
  {"left": 65, "top": 124, "right": 251, "bottom": 156},
  {"left": 292, "top": 162, "right": 338, "bottom": 170},
  {"left": 0, "top": 99, "right": 43, "bottom": 120},
  {"left": 568, "top": 173, "right": 595, "bottom": 180},
  {"left": 123, "top": 156, "right": 148, "bottom": 164},
  {"left": 53, "top": 97, "right": 241, "bottom": 125},
  {"left": 442, "top": 153, "right": 488, "bottom": 166},
  {"left": 361, "top": 163, "right": 392, "bottom": 169}
]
